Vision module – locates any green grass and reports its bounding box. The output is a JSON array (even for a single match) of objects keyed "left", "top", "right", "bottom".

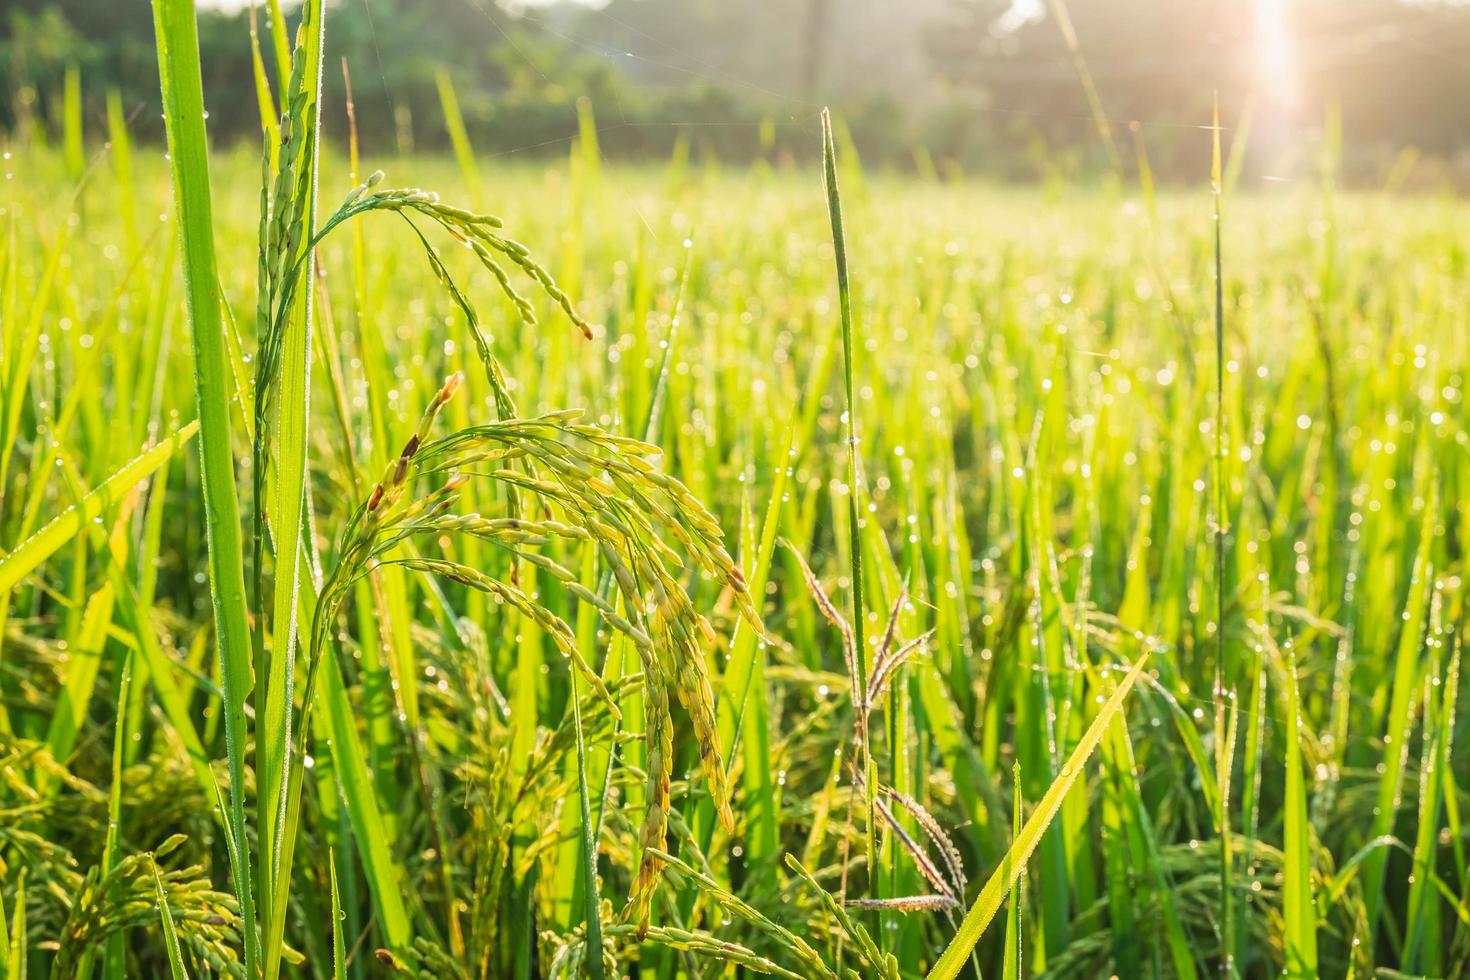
[
  {"left": 151, "top": 0, "right": 259, "bottom": 974},
  {"left": 2, "top": 19, "right": 1469, "bottom": 976}
]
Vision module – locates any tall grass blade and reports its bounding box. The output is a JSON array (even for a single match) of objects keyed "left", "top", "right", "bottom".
[
  {"left": 1403, "top": 635, "right": 1455, "bottom": 970},
  {"left": 105, "top": 88, "right": 137, "bottom": 253},
  {"left": 1002, "top": 762, "right": 1023, "bottom": 980},
  {"left": 0, "top": 882, "right": 7, "bottom": 972},
  {"left": 149, "top": 2, "right": 259, "bottom": 970},
  {"left": 153, "top": 865, "right": 192, "bottom": 980},
  {"left": 569, "top": 663, "right": 607, "bottom": 980},
  {"left": 248, "top": 5, "right": 281, "bottom": 158},
  {"left": 0, "top": 422, "right": 191, "bottom": 591},
  {"left": 1363, "top": 478, "right": 1436, "bottom": 929},
  {"left": 5, "top": 873, "right": 24, "bottom": 979},
  {"left": 1282, "top": 637, "right": 1317, "bottom": 978},
  {"left": 1045, "top": 0, "right": 1121, "bottom": 176},
  {"left": 101, "top": 648, "right": 134, "bottom": 979},
  {"left": 1210, "top": 91, "right": 1237, "bottom": 979},
  {"left": 820, "top": 105, "right": 876, "bottom": 902},
  {"left": 435, "top": 69, "right": 483, "bottom": 204},
  {"left": 928, "top": 651, "right": 1151, "bottom": 980},
  {"left": 63, "top": 64, "right": 84, "bottom": 179},
  {"left": 319, "top": 644, "right": 412, "bottom": 946},
  {"left": 330, "top": 850, "right": 348, "bottom": 980}
]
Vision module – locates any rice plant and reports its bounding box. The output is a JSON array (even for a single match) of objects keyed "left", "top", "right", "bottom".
[{"left": 0, "top": 2, "right": 1467, "bottom": 978}]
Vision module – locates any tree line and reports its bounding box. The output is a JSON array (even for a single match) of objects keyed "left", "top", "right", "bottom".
[{"left": 4, "top": 0, "right": 1468, "bottom": 184}]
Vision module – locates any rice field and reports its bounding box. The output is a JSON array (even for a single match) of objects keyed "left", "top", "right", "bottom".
[{"left": 2, "top": 8, "right": 1469, "bottom": 979}]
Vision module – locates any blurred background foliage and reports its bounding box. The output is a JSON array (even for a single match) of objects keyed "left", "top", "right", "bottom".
[{"left": 4, "top": 0, "right": 1470, "bottom": 184}]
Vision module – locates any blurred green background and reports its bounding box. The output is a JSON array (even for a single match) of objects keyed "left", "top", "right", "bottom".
[{"left": 4, "top": 0, "right": 1470, "bottom": 186}]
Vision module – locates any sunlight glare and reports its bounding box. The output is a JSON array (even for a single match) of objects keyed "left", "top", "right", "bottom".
[{"left": 1255, "top": 0, "right": 1300, "bottom": 110}]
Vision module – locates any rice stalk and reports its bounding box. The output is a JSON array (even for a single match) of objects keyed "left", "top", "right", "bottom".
[{"left": 819, "top": 107, "right": 878, "bottom": 906}]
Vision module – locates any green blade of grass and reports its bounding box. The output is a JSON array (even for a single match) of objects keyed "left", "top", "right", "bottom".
[
  {"left": 63, "top": 63, "right": 84, "bottom": 179},
  {"left": 716, "top": 415, "right": 794, "bottom": 851},
  {"left": 435, "top": 68, "right": 483, "bottom": 204},
  {"left": 42, "top": 580, "right": 117, "bottom": 786},
  {"left": 569, "top": 650, "right": 607, "bottom": 980},
  {"left": 104, "top": 89, "right": 138, "bottom": 254},
  {"left": 1044, "top": 0, "right": 1121, "bottom": 177},
  {"left": 265, "top": 0, "right": 291, "bottom": 86},
  {"left": 36, "top": 462, "right": 140, "bottom": 792},
  {"left": 1099, "top": 716, "right": 1140, "bottom": 978},
  {"left": 1, "top": 223, "right": 72, "bottom": 505},
  {"left": 45, "top": 441, "right": 224, "bottom": 807},
  {"left": 1363, "top": 476, "right": 1437, "bottom": 929},
  {"left": 330, "top": 849, "right": 348, "bottom": 980},
  {"left": 1020, "top": 396, "right": 1072, "bottom": 963},
  {"left": 1282, "top": 637, "right": 1317, "bottom": 978},
  {"left": 1404, "top": 634, "right": 1455, "bottom": 971},
  {"left": 1002, "top": 762, "right": 1023, "bottom": 980},
  {"left": 820, "top": 104, "right": 876, "bottom": 903},
  {"left": 319, "top": 642, "right": 413, "bottom": 947},
  {"left": 153, "top": 865, "right": 192, "bottom": 980},
  {"left": 5, "top": 871, "right": 25, "bottom": 978},
  {"left": 101, "top": 648, "right": 134, "bottom": 980},
  {"left": 1209, "top": 93, "right": 1238, "bottom": 980},
  {"left": 0, "top": 876, "right": 8, "bottom": 970},
  {"left": 248, "top": 4, "right": 281, "bottom": 155},
  {"left": 928, "top": 650, "right": 1151, "bottom": 980},
  {"left": 150, "top": 0, "right": 259, "bottom": 971},
  {"left": 1222, "top": 94, "right": 1255, "bottom": 198},
  {"left": 1103, "top": 669, "right": 1199, "bottom": 980},
  {"left": 1238, "top": 582, "right": 1270, "bottom": 971}
]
